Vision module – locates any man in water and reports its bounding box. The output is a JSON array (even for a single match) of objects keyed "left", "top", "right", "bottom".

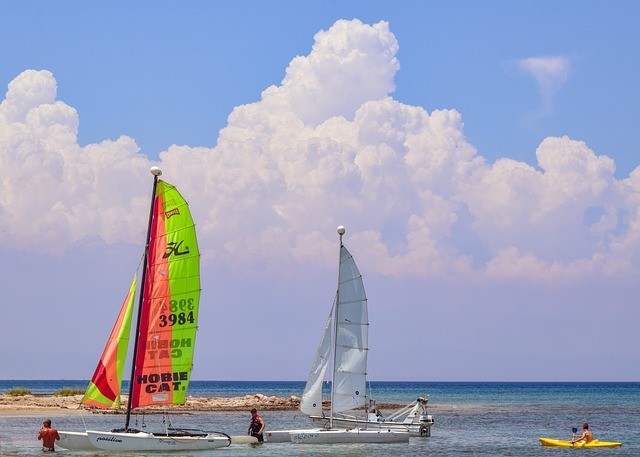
[
  {"left": 248, "top": 408, "right": 265, "bottom": 443},
  {"left": 37, "top": 419, "right": 60, "bottom": 452},
  {"left": 572, "top": 422, "right": 595, "bottom": 444}
]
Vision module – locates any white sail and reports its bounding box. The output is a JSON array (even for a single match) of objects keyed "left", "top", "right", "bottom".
[
  {"left": 265, "top": 227, "right": 413, "bottom": 444},
  {"left": 332, "top": 245, "right": 368, "bottom": 413},
  {"left": 300, "top": 304, "right": 334, "bottom": 416}
]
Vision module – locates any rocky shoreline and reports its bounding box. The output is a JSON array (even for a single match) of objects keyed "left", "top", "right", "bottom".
[
  {"left": 0, "top": 393, "right": 300, "bottom": 414},
  {"left": 0, "top": 393, "right": 406, "bottom": 415}
]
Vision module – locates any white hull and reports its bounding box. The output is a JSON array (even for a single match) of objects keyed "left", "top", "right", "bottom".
[
  {"left": 87, "top": 430, "right": 231, "bottom": 451},
  {"left": 310, "top": 415, "right": 433, "bottom": 437},
  {"left": 290, "top": 428, "right": 410, "bottom": 444},
  {"left": 58, "top": 431, "right": 98, "bottom": 450},
  {"left": 265, "top": 429, "right": 314, "bottom": 443}
]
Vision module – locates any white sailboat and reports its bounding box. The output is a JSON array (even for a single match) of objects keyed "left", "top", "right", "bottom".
[
  {"left": 303, "top": 225, "right": 433, "bottom": 437},
  {"left": 267, "top": 226, "right": 409, "bottom": 444},
  {"left": 58, "top": 167, "right": 231, "bottom": 451},
  {"left": 309, "top": 396, "right": 434, "bottom": 437}
]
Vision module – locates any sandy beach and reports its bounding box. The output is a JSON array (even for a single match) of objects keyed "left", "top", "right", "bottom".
[
  {"left": 0, "top": 393, "right": 300, "bottom": 415},
  {"left": 0, "top": 393, "right": 410, "bottom": 416}
]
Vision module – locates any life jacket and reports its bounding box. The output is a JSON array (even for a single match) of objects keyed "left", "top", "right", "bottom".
[{"left": 250, "top": 414, "right": 263, "bottom": 434}]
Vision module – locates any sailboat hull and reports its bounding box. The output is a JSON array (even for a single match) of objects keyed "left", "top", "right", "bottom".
[
  {"left": 310, "top": 415, "right": 432, "bottom": 437},
  {"left": 87, "top": 430, "right": 231, "bottom": 451},
  {"left": 265, "top": 429, "right": 314, "bottom": 443},
  {"left": 290, "top": 428, "right": 410, "bottom": 444},
  {"left": 57, "top": 431, "right": 97, "bottom": 450}
]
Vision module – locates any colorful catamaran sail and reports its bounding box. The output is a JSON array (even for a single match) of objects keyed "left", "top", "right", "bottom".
[
  {"left": 82, "top": 275, "right": 136, "bottom": 409},
  {"left": 129, "top": 179, "right": 200, "bottom": 410},
  {"left": 58, "top": 168, "right": 231, "bottom": 452},
  {"left": 80, "top": 180, "right": 201, "bottom": 413}
]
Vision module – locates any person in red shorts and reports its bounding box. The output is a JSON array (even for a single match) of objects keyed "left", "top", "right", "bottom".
[{"left": 37, "top": 419, "right": 60, "bottom": 452}]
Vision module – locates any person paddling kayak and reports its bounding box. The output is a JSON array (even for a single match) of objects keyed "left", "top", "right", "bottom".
[{"left": 571, "top": 423, "right": 594, "bottom": 444}]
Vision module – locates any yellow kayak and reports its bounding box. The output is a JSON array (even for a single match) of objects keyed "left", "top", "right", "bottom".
[{"left": 539, "top": 437, "right": 622, "bottom": 448}]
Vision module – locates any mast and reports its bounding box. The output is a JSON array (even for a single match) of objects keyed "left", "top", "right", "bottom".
[
  {"left": 125, "top": 166, "right": 162, "bottom": 430},
  {"left": 330, "top": 225, "right": 346, "bottom": 428}
]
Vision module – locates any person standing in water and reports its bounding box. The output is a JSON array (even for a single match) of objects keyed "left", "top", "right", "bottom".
[
  {"left": 248, "top": 408, "right": 265, "bottom": 443},
  {"left": 37, "top": 419, "right": 60, "bottom": 452}
]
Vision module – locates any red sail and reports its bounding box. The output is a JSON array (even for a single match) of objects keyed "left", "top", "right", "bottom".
[{"left": 130, "top": 180, "right": 200, "bottom": 409}]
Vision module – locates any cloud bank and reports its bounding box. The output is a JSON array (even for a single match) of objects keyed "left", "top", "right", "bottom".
[{"left": 1, "top": 20, "right": 638, "bottom": 281}]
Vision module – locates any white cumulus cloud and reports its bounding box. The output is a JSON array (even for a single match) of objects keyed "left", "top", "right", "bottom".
[
  {"left": 1, "top": 21, "right": 639, "bottom": 282},
  {"left": 0, "top": 70, "right": 152, "bottom": 252}
]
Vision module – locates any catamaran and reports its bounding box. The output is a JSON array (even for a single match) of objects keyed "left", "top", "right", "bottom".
[
  {"left": 309, "top": 396, "right": 434, "bottom": 437},
  {"left": 266, "top": 226, "right": 410, "bottom": 444},
  {"left": 58, "top": 167, "right": 232, "bottom": 451}
]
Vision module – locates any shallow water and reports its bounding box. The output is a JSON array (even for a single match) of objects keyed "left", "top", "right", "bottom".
[{"left": 1, "top": 382, "right": 638, "bottom": 456}]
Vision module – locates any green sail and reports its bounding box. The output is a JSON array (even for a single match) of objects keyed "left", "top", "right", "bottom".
[{"left": 130, "top": 180, "right": 200, "bottom": 408}]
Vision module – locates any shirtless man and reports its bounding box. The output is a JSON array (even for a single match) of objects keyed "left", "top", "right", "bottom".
[
  {"left": 572, "top": 422, "right": 594, "bottom": 444},
  {"left": 37, "top": 419, "right": 61, "bottom": 452}
]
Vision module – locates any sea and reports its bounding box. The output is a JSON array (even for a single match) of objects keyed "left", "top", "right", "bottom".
[{"left": 1, "top": 380, "right": 638, "bottom": 456}]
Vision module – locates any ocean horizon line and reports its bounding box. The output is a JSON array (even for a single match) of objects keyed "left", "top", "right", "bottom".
[{"left": 2, "top": 379, "right": 639, "bottom": 384}]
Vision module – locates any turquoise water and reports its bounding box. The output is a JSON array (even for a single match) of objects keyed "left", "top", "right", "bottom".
[{"left": 1, "top": 381, "right": 638, "bottom": 456}]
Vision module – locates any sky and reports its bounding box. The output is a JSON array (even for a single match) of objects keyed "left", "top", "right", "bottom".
[{"left": 1, "top": 1, "right": 639, "bottom": 383}]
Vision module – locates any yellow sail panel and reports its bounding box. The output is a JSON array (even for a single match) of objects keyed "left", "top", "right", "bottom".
[
  {"left": 82, "top": 275, "right": 136, "bottom": 408},
  {"left": 130, "top": 180, "right": 200, "bottom": 409}
]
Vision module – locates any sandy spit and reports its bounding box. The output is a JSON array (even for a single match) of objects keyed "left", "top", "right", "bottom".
[
  {"left": 0, "top": 394, "right": 410, "bottom": 416},
  {"left": 0, "top": 393, "right": 298, "bottom": 416}
]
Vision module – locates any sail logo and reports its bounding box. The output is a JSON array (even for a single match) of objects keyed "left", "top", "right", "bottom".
[
  {"left": 163, "top": 240, "right": 190, "bottom": 258},
  {"left": 165, "top": 208, "right": 181, "bottom": 219},
  {"left": 159, "top": 439, "right": 177, "bottom": 445},
  {"left": 292, "top": 433, "right": 320, "bottom": 440},
  {"left": 96, "top": 437, "right": 123, "bottom": 443},
  {"left": 137, "top": 371, "right": 188, "bottom": 394},
  {"left": 146, "top": 337, "right": 192, "bottom": 359}
]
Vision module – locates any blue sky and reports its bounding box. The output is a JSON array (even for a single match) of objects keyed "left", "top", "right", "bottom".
[
  {"left": 1, "top": 1, "right": 639, "bottom": 382},
  {"left": 4, "top": 2, "right": 638, "bottom": 174}
]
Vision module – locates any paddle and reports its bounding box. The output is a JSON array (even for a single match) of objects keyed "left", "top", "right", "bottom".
[{"left": 571, "top": 427, "right": 579, "bottom": 445}]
